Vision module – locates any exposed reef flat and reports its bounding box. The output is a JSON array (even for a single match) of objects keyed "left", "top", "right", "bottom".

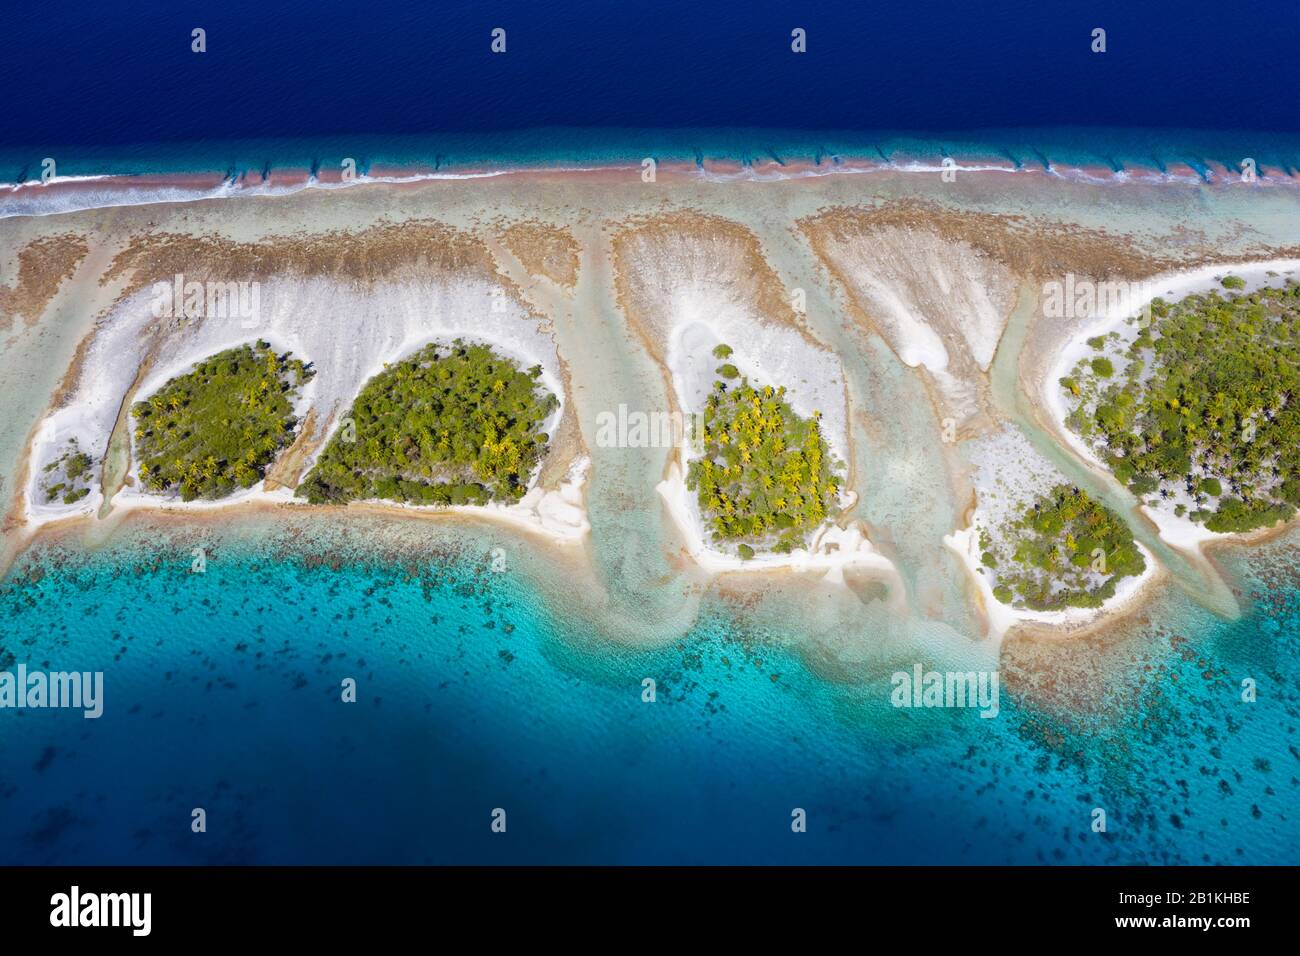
[
  {"left": 799, "top": 201, "right": 1177, "bottom": 429},
  {"left": 4, "top": 167, "right": 1300, "bottom": 645},
  {"left": 0, "top": 233, "right": 89, "bottom": 330},
  {"left": 498, "top": 220, "right": 581, "bottom": 290}
]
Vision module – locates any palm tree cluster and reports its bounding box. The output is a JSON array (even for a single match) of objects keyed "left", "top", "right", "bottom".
[
  {"left": 132, "top": 341, "right": 313, "bottom": 501},
  {"left": 983, "top": 484, "right": 1145, "bottom": 611},
  {"left": 297, "top": 340, "right": 557, "bottom": 506},
  {"left": 687, "top": 353, "right": 840, "bottom": 555},
  {"left": 1063, "top": 281, "right": 1300, "bottom": 533}
]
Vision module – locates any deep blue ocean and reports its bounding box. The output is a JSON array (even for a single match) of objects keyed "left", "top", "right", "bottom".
[{"left": 2, "top": 0, "right": 1300, "bottom": 177}]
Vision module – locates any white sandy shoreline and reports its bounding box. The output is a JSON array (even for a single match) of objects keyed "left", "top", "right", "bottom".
[
  {"left": 655, "top": 457, "right": 896, "bottom": 580},
  {"left": 945, "top": 425, "right": 1162, "bottom": 639},
  {"left": 97, "top": 455, "right": 592, "bottom": 544}
]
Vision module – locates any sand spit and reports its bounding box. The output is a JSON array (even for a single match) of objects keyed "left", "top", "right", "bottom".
[
  {"left": 612, "top": 212, "right": 848, "bottom": 449},
  {"left": 0, "top": 233, "right": 89, "bottom": 330},
  {"left": 17, "top": 221, "right": 590, "bottom": 545},
  {"left": 804, "top": 217, "right": 1015, "bottom": 422},
  {"left": 611, "top": 212, "right": 812, "bottom": 349}
]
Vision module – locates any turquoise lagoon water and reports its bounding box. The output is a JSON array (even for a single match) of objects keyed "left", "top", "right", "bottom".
[{"left": 0, "top": 517, "right": 1295, "bottom": 865}]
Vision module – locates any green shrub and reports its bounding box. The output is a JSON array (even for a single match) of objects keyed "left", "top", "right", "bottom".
[
  {"left": 1204, "top": 498, "right": 1293, "bottom": 533},
  {"left": 40, "top": 439, "right": 95, "bottom": 505},
  {"left": 64, "top": 453, "right": 91, "bottom": 481}
]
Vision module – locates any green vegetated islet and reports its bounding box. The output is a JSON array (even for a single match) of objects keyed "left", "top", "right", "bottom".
[
  {"left": 132, "top": 341, "right": 313, "bottom": 501},
  {"left": 298, "top": 339, "right": 557, "bottom": 506},
  {"left": 981, "top": 484, "right": 1145, "bottom": 611},
  {"left": 1061, "top": 280, "right": 1300, "bottom": 533},
  {"left": 687, "top": 342, "right": 840, "bottom": 556},
  {"left": 41, "top": 438, "right": 93, "bottom": 504}
]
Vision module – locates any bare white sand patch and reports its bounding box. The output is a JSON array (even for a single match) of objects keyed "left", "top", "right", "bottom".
[
  {"left": 963, "top": 427, "right": 1063, "bottom": 530},
  {"left": 431, "top": 454, "right": 589, "bottom": 542},
  {"left": 665, "top": 300, "right": 849, "bottom": 460},
  {"left": 814, "top": 226, "right": 1018, "bottom": 419}
]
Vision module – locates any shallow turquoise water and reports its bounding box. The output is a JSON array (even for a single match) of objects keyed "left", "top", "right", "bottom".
[{"left": 0, "top": 520, "right": 1294, "bottom": 865}]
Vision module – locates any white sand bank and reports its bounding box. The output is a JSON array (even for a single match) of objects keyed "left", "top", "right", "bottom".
[
  {"left": 651, "top": 291, "right": 899, "bottom": 581},
  {"left": 813, "top": 226, "right": 1018, "bottom": 420}
]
